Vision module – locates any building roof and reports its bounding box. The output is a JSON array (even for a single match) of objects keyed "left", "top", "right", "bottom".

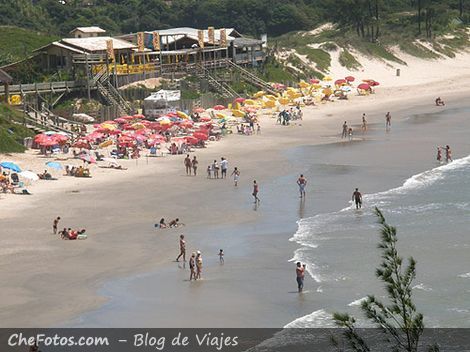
[
  {"left": 70, "top": 26, "right": 106, "bottom": 34},
  {"left": 61, "top": 37, "right": 136, "bottom": 52},
  {"left": 0, "top": 68, "right": 13, "bottom": 84},
  {"left": 143, "top": 27, "right": 241, "bottom": 46},
  {"left": 232, "top": 37, "right": 264, "bottom": 48}
]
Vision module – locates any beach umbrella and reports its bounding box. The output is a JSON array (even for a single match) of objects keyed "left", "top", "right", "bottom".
[
  {"left": 199, "top": 116, "right": 211, "bottom": 122},
  {"left": 244, "top": 99, "right": 256, "bottom": 105},
  {"left": 357, "top": 83, "right": 370, "bottom": 90},
  {"left": 370, "top": 81, "right": 380, "bottom": 86},
  {"left": 34, "top": 133, "right": 50, "bottom": 144},
  {"left": 46, "top": 161, "right": 62, "bottom": 170},
  {"left": 133, "top": 114, "right": 145, "bottom": 119},
  {"left": 193, "top": 132, "right": 208, "bottom": 141},
  {"left": 323, "top": 76, "right": 333, "bottom": 81},
  {"left": 309, "top": 78, "right": 320, "bottom": 84},
  {"left": 213, "top": 105, "right": 226, "bottom": 111},
  {"left": 99, "top": 140, "right": 113, "bottom": 149},
  {"left": 345, "top": 76, "right": 355, "bottom": 82},
  {"left": 335, "top": 79, "right": 347, "bottom": 86},
  {"left": 72, "top": 140, "right": 91, "bottom": 149},
  {"left": 132, "top": 122, "right": 146, "bottom": 130},
  {"left": 121, "top": 115, "right": 135, "bottom": 120},
  {"left": 19, "top": 170, "right": 39, "bottom": 181},
  {"left": 114, "top": 118, "right": 128, "bottom": 124},
  {"left": 0, "top": 162, "right": 21, "bottom": 172},
  {"left": 234, "top": 97, "right": 245, "bottom": 103},
  {"left": 193, "top": 107, "right": 205, "bottom": 114},
  {"left": 185, "top": 136, "right": 199, "bottom": 145},
  {"left": 100, "top": 123, "right": 116, "bottom": 131},
  {"left": 39, "top": 139, "right": 58, "bottom": 147}
]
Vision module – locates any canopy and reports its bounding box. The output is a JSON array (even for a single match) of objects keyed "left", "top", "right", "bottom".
[
  {"left": 0, "top": 162, "right": 21, "bottom": 172},
  {"left": 45, "top": 161, "right": 62, "bottom": 170}
]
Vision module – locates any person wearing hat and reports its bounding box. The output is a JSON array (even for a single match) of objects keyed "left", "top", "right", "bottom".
[{"left": 195, "top": 251, "right": 203, "bottom": 280}]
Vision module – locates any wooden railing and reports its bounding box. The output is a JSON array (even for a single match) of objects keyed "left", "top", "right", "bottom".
[{"left": 0, "top": 81, "right": 87, "bottom": 95}]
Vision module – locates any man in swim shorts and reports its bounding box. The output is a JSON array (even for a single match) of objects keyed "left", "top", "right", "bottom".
[
  {"left": 176, "top": 234, "right": 186, "bottom": 262},
  {"left": 352, "top": 188, "right": 362, "bottom": 209},
  {"left": 296, "top": 262, "right": 305, "bottom": 292},
  {"left": 297, "top": 174, "right": 307, "bottom": 198}
]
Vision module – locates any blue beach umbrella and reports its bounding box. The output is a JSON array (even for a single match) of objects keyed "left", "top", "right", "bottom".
[
  {"left": 0, "top": 161, "right": 22, "bottom": 172},
  {"left": 45, "top": 161, "right": 62, "bottom": 170}
]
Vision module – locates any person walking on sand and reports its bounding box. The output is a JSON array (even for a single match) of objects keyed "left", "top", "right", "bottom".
[
  {"left": 231, "top": 167, "right": 240, "bottom": 187},
  {"left": 352, "top": 188, "right": 362, "bottom": 209},
  {"left": 342, "top": 121, "right": 348, "bottom": 138},
  {"left": 184, "top": 154, "right": 192, "bottom": 175},
  {"left": 437, "top": 147, "right": 442, "bottom": 163},
  {"left": 252, "top": 180, "right": 260, "bottom": 203},
  {"left": 220, "top": 157, "right": 228, "bottom": 179},
  {"left": 189, "top": 252, "right": 196, "bottom": 281},
  {"left": 195, "top": 251, "right": 203, "bottom": 280},
  {"left": 192, "top": 156, "right": 198, "bottom": 176},
  {"left": 386, "top": 112, "right": 391, "bottom": 130},
  {"left": 445, "top": 145, "right": 453, "bottom": 163},
  {"left": 53, "top": 216, "right": 61, "bottom": 235},
  {"left": 348, "top": 127, "right": 353, "bottom": 141},
  {"left": 296, "top": 262, "right": 305, "bottom": 292},
  {"left": 176, "top": 234, "right": 186, "bottom": 262},
  {"left": 361, "top": 113, "right": 367, "bottom": 133},
  {"left": 219, "top": 249, "right": 224, "bottom": 264},
  {"left": 212, "top": 160, "right": 219, "bottom": 179},
  {"left": 297, "top": 174, "right": 307, "bottom": 198}
]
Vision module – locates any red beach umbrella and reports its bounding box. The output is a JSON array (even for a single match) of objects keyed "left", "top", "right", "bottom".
[
  {"left": 213, "top": 105, "right": 225, "bottom": 110},
  {"left": 345, "top": 76, "right": 355, "bottom": 82},
  {"left": 133, "top": 114, "right": 145, "bottom": 119},
  {"left": 122, "top": 115, "right": 135, "bottom": 120},
  {"left": 309, "top": 78, "right": 320, "bottom": 84},
  {"left": 335, "top": 79, "right": 347, "bottom": 86},
  {"left": 193, "top": 107, "right": 205, "bottom": 114},
  {"left": 234, "top": 97, "right": 245, "bottom": 103},
  {"left": 72, "top": 140, "right": 91, "bottom": 149},
  {"left": 357, "top": 83, "right": 370, "bottom": 90},
  {"left": 34, "top": 133, "right": 49, "bottom": 144},
  {"left": 39, "top": 139, "right": 58, "bottom": 147},
  {"left": 114, "top": 118, "right": 128, "bottom": 124},
  {"left": 185, "top": 136, "right": 199, "bottom": 145},
  {"left": 200, "top": 116, "right": 211, "bottom": 122},
  {"left": 370, "top": 81, "right": 380, "bottom": 86},
  {"left": 193, "top": 132, "right": 208, "bottom": 141}
]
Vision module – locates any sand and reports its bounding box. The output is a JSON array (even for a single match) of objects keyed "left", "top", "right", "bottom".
[{"left": 1, "top": 57, "right": 470, "bottom": 327}]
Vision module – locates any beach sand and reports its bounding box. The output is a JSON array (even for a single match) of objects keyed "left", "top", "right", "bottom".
[{"left": 1, "top": 62, "right": 470, "bottom": 327}]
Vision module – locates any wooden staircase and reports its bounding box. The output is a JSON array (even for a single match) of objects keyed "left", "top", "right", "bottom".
[
  {"left": 92, "top": 68, "right": 132, "bottom": 117},
  {"left": 196, "top": 64, "right": 240, "bottom": 99}
]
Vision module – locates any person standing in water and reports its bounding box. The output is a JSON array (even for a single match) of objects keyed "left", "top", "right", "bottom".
[
  {"left": 296, "top": 262, "right": 305, "bottom": 292},
  {"left": 252, "top": 180, "right": 260, "bottom": 203},
  {"left": 352, "top": 188, "right": 362, "bottom": 209},
  {"left": 342, "top": 121, "right": 348, "bottom": 138},
  {"left": 189, "top": 252, "right": 196, "bottom": 281},
  {"left": 231, "top": 167, "right": 240, "bottom": 187},
  {"left": 297, "top": 174, "right": 307, "bottom": 198},
  {"left": 218, "top": 249, "right": 224, "bottom": 264},
  {"left": 386, "top": 112, "right": 392, "bottom": 130},
  {"left": 437, "top": 147, "right": 442, "bottom": 163},
  {"left": 445, "top": 145, "right": 453, "bottom": 163},
  {"left": 195, "top": 251, "right": 203, "bottom": 280},
  {"left": 176, "top": 234, "right": 186, "bottom": 262},
  {"left": 361, "top": 113, "right": 367, "bottom": 133}
]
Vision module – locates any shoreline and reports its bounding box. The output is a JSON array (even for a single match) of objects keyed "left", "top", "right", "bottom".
[{"left": 2, "top": 72, "right": 470, "bottom": 327}]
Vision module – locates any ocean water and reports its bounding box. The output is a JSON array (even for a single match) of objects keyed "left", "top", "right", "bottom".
[{"left": 288, "top": 154, "right": 470, "bottom": 328}]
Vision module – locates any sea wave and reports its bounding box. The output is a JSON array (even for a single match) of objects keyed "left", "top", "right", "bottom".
[
  {"left": 283, "top": 309, "right": 335, "bottom": 328},
  {"left": 348, "top": 296, "right": 368, "bottom": 307}
]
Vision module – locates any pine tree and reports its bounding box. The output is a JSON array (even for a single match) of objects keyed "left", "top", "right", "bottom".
[{"left": 331, "top": 208, "right": 437, "bottom": 352}]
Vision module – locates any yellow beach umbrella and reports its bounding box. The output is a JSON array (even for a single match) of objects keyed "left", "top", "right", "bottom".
[
  {"left": 176, "top": 111, "right": 189, "bottom": 119},
  {"left": 323, "top": 76, "right": 332, "bottom": 81},
  {"left": 232, "top": 109, "right": 245, "bottom": 118},
  {"left": 298, "top": 81, "right": 309, "bottom": 89},
  {"left": 132, "top": 122, "right": 146, "bottom": 130},
  {"left": 244, "top": 99, "right": 256, "bottom": 105},
  {"left": 99, "top": 140, "right": 113, "bottom": 148},
  {"left": 253, "top": 91, "right": 265, "bottom": 98},
  {"left": 216, "top": 113, "right": 226, "bottom": 119},
  {"left": 278, "top": 97, "right": 290, "bottom": 105},
  {"left": 263, "top": 100, "right": 276, "bottom": 108},
  {"left": 100, "top": 123, "right": 116, "bottom": 131}
]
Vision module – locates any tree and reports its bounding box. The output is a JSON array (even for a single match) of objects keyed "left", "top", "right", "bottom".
[{"left": 332, "top": 208, "right": 436, "bottom": 352}]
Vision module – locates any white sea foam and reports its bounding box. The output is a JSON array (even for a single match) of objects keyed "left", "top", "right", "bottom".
[
  {"left": 348, "top": 296, "right": 368, "bottom": 306},
  {"left": 283, "top": 309, "right": 335, "bottom": 328},
  {"left": 458, "top": 272, "right": 470, "bottom": 279},
  {"left": 412, "top": 283, "right": 433, "bottom": 292}
]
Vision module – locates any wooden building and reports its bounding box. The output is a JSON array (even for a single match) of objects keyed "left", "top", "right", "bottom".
[{"left": 69, "top": 26, "right": 106, "bottom": 38}]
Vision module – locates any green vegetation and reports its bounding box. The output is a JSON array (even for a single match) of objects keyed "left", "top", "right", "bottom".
[
  {"left": 257, "top": 59, "right": 298, "bottom": 82},
  {"left": 338, "top": 49, "right": 362, "bottom": 70},
  {"left": 0, "top": 104, "right": 34, "bottom": 153},
  {"left": 0, "top": 26, "right": 58, "bottom": 66},
  {"left": 332, "top": 208, "right": 434, "bottom": 351},
  {"left": 296, "top": 47, "right": 331, "bottom": 72}
]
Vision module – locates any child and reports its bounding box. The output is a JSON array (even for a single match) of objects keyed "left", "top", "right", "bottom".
[
  {"left": 219, "top": 249, "right": 224, "bottom": 264},
  {"left": 207, "top": 165, "right": 212, "bottom": 179}
]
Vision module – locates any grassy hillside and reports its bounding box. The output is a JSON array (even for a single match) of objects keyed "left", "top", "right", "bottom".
[
  {"left": 0, "top": 26, "right": 58, "bottom": 66},
  {"left": 0, "top": 104, "right": 34, "bottom": 153}
]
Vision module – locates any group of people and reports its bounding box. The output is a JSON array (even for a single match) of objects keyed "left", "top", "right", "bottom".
[
  {"left": 206, "top": 157, "right": 229, "bottom": 179},
  {"left": 435, "top": 97, "right": 446, "bottom": 106},
  {"left": 64, "top": 165, "right": 90, "bottom": 177},
  {"left": 277, "top": 106, "right": 303, "bottom": 126},
  {"left": 53, "top": 216, "right": 87, "bottom": 240},
  {"left": 437, "top": 145, "right": 453, "bottom": 163},
  {"left": 157, "top": 218, "right": 184, "bottom": 229},
  {"left": 184, "top": 155, "right": 199, "bottom": 176},
  {"left": 342, "top": 112, "right": 392, "bottom": 140},
  {"left": 175, "top": 234, "right": 214, "bottom": 281}
]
